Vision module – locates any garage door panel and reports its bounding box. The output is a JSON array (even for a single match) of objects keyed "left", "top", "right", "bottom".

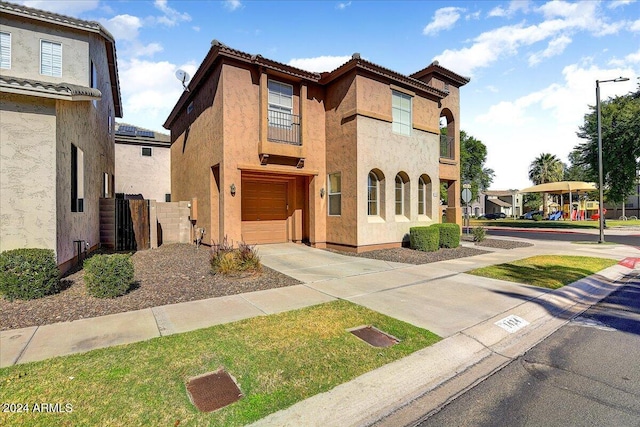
[
  {"left": 241, "top": 220, "right": 287, "bottom": 244},
  {"left": 241, "top": 179, "right": 288, "bottom": 243}
]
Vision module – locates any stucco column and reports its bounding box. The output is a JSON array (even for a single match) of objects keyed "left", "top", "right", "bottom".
[{"left": 446, "top": 180, "right": 462, "bottom": 227}]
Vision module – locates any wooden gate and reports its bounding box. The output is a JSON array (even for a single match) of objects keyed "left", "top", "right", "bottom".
[{"left": 100, "top": 198, "right": 150, "bottom": 251}]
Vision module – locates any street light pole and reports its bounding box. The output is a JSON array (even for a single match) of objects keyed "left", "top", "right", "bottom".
[{"left": 595, "top": 77, "right": 629, "bottom": 244}]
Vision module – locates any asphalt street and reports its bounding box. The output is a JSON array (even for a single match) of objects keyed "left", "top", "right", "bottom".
[{"left": 416, "top": 271, "right": 640, "bottom": 427}]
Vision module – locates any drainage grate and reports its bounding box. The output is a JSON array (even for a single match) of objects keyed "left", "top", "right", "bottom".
[
  {"left": 349, "top": 325, "right": 399, "bottom": 348},
  {"left": 186, "top": 368, "right": 243, "bottom": 413}
]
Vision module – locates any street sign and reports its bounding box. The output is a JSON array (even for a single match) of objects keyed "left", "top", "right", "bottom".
[
  {"left": 463, "top": 183, "right": 471, "bottom": 189},
  {"left": 461, "top": 188, "right": 472, "bottom": 203}
]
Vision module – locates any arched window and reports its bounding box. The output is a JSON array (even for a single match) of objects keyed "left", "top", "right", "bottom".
[
  {"left": 395, "top": 172, "right": 409, "bottom": 217},
  {"left": 418, "top": 174, "right": 433, "bottom": 219},
  {"left": 418, "top": 176, "right": 427, "bottom": 215},
  {"left": 368, "top": 171, "right": 379, "bottom": 216}
]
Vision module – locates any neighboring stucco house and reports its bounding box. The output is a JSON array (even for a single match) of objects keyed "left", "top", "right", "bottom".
[
  {"left": 0, "top": 1, "right": 122, "bottom": 272},
  {"left": 164, "top": 41, "right": 468, "bottom": 251},
  {"left": 115, "top": 123, "right": 171, "bottom": 201},
  {"left": 483, "top": 190, "right": 522, "bottom": 218}
]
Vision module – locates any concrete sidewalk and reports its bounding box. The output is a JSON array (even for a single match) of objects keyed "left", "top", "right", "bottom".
[{"left": 1, "top": 237, "right": 639, "bottom": 425}]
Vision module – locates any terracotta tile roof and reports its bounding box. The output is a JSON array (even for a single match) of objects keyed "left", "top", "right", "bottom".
[{"left": 0, "top": 75, "right": 102, "bottom": 99}]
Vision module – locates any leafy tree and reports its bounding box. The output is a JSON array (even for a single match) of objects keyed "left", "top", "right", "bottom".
[
  {"left": 574, "top": 86, "right": 640, "bottom": 205},
  {"left": 460, "top": 130, "right": 494, "bottom": 201},
  {"left": 563, "top": 150, "right": 590, "bottom": 182},
  {"left": 528, "top": 153, "right": 564, "bottom": 215}
]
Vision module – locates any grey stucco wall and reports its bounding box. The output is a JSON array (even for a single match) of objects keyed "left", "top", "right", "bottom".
[
  {"left": 0, "top": 17, "right": 90, "bottom": 86},
  {"left": 55, "top": 32, "right": 115, "bottom": 267},
  {"left": 0, "top": 93, "right": 57, "bottom": 253},
  {"left": 115, "top": 143, "right": 171, "bottom": 201}
]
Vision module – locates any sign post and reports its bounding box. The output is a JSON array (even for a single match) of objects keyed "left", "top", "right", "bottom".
[{"left": 461, "top": 184, "right": 472, "bottom": 235}]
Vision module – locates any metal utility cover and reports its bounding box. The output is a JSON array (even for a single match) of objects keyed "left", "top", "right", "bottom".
[
  {"left": 186, "top": 368, "right": 243, "bottom": 412},
  {"left": 349, "top": 325, "right": 399, "bottom": 348}
]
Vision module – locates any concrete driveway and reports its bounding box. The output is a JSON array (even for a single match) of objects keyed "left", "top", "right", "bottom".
[{"left": 257, "top": 243, "right": 551, "bottom": 337}]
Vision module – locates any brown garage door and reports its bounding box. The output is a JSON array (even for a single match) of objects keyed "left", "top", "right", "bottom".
[{"left": 241, "top": 180, "right": 288, "bottom": 244}]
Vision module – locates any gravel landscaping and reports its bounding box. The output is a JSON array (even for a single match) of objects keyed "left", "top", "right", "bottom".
[{"left": 0, "top": 238, "right": 533, "bottom": 331}]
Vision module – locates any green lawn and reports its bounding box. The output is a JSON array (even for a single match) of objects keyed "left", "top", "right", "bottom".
[
  {"left": 470, "top": 219, "right": 640, "bottom": 229},
  {"left": 467, "top": 255, "right": 618, "bottom": 289},
  {"left": 0, "top": 300, "right": 440, "bottom": 427}
]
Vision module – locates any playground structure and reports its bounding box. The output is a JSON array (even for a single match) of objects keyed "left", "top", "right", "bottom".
[{"left": 519, "top": 181, "right": 601, "bottom": 221}]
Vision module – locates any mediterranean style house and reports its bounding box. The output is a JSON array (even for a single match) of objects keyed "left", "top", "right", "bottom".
[
  {"left": 115, "top": 123, "right": 171, "bottom": 202},
  {"left": 0, "top": 1, "right": 122, "bottom": 272},
  {"left": 164, "top": 41, "right": 468, "bottom": 252}
]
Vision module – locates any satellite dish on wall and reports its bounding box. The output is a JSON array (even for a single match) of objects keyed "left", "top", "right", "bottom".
[{"left": 175, "top": 69, "right": 191, "bottom": 92}]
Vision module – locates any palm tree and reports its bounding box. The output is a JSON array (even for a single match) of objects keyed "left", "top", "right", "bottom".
[{"left": 528, "top": 153, "right": 564, "bottom": 216}]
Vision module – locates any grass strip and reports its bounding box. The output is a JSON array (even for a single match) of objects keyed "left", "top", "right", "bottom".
[
  {"left": 0, "top": 300, "right": 439, "bottom": 427},
  {"left": 467, "top": 255, "right": 617, "bottom": 289}
]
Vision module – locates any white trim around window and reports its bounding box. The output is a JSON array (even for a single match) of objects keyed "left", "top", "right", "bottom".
[
  {"left": 0, "top": 32, "right": 10, "bottom": 69},
  {"left": 41, "top": 40, "right": 62, "bottom": 77},
  {"left": 392, "top": 90, "right": 412, "bottom": 136},
  {"left": 368, "top": 171, "right": 379, "bottom": 216}
]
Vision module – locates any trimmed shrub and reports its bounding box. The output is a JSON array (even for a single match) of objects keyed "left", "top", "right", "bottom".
[
  {"left": 532, "top": 214, "right": 543, "bottom": 221},
  {"left": 473, "top": 226, "right": 486, "bottom": 243},
  {"left": 84, "top": 254, "right": 134, "bottom": 298},
  {"left": 431, "top": 223, "right": 461, "bottom": 248},
  {"left": 210, "top": 237, "right": 262, "bottom": 275},
  {"left": 0, "top": 248, "right": 60, "bottom": 301},
  {"left": 409, "top": 227, "right": 439, "bottom": 252}
]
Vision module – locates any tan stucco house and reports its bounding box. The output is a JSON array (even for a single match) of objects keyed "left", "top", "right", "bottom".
[
  {"left": 164, "top": 41, "right": 468, "bottom": 252},
  {"left": 115, "top": 123, "right": 171, "bottom": 201},
  {"left": 0, "top": 1, "right": 122, "bottom": 272}
]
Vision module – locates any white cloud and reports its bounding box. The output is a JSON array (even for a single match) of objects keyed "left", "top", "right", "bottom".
[
  {"left": 100, "top": 14, "right": 143, "bottom": 42},
  {"left": 336, "top": 1, "right": 352, "bottom": 10},
  {"left": 434, "top": 1, "right": 627, "bottom": 76},
  {"left": 470, "top": 62, "right": 637, "bottom": 189},
  {"left": 609, "top": 48, "right": 640, "bottom": 66},
  {"left": 466, "top": 11, "right": 481, "bottom": 20},
  {"left": 288, "top": 55, "right": 352, "bottom": 73},
  {"left": 629, "top": 19, "right": 640, "bottom": 31},
  {"left": 608, "top": 0, "right": 636, "bottom": 9},
  {"left": 118, "top": 59, "right": 198, "bottom": 131},
  {"left": 16, "top": 0, "right": 99, "bottom": 15},
  {"left": 192, "top": 26, "right": 201, "bottom": 32},
  {"left": 423, "top": 7, "right": 465, "bottom": 36},
  {"left": 153, "top": 0, "right": 191, "bottom": 26},
  {"left": 488, "top": 0, "right": 531, "bottom": 18},
  {"left": 528, "top": 34, "right": 572, "bottom": 66},
  {"left": 224, "top": 0, "right": 243, "bottom": 11}
]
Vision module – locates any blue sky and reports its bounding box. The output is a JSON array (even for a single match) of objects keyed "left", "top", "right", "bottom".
[{"left": 17, "top": 0, "right": 640, "bottom": 189}]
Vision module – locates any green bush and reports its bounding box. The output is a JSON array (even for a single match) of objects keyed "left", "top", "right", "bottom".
[
  {"left": 532, "top": 214, "right": 543, "bottom": 221},
  {"left": 431, "top": 223, "right": 460, "bottom": 248},
  {"left": 473, "top": 226, "right": 486, "bottom": 243},
  {"left": 210, "top": 237, "right": 262, "bottom": 274},
  {"left": 84, "top": 254, "right": 134, "bottom": 298},
  {"left": 0, "top": 248, "right": 60, "bottom": 301},
  {"left": 409, "top": 227, "right": 439, "bottom": 252}
]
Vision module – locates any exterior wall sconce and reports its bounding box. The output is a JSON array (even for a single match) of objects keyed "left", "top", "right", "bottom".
[
  {"left": 230, "top": 183, "right": 236, "bottom": 196},
  {"left": 320, "top": 188, "right": 325, "bottom": 198}
]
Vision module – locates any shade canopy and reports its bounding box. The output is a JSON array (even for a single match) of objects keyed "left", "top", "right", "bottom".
[{"left": 519, "top": 181, "right": 597, "bottom": 195}]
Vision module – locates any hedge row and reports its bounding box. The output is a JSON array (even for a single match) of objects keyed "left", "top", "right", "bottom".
[{"left": 409, "top": 223, "right": 461, "bottom": 252}]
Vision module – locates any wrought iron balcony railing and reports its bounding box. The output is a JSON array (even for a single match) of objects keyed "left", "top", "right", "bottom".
[
  {"left": 268, "top": 110, "right": 301, "bottom": 145},
  {"left": 440, "top": 134, "right": 454, "bottom": 159}
]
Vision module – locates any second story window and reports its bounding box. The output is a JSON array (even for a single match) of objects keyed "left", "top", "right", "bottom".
[
  {"left": 141, "top": 147, "right": 152, "bottom": 157},
  {"left": 268, "top": 80, "right": 293, "bottom": 128},
  {"left": 41, "top": 40, "right": 62, "bottom": 77},
  {"left": 0, "top": 32, "right": 10, "bottom": 69},
  {"left": 392, "top": 90, "right": 412, "bottom": 136}
]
